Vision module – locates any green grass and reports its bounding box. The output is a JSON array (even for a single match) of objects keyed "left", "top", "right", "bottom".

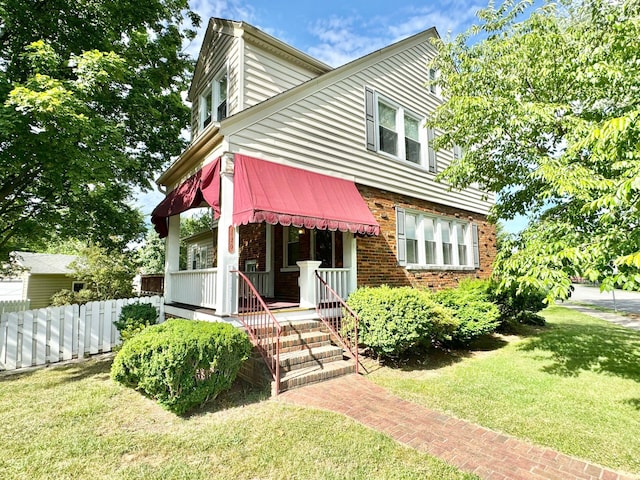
[
  {"left": 368, "top": 306, "right": 640, "bottom": 474},
  {"left": 0, "top": 358, "right": 477, "bottom": 480}
]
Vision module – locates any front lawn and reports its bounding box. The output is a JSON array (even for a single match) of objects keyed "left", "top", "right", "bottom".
[
  {"left": 368, "top": 306, "right": 640, "bottom": 475},
  {"left": 0, "top": 358, "right": 476, "bottom": 480}
]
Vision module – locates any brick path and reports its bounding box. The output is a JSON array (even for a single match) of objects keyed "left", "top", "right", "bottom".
[{"left": 279, "top": 375, "right": 637, "bottom": 480}]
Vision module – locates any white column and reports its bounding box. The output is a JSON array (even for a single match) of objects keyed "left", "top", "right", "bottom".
[
  {"left": 343, "top": 232, "right": 358, "bottom": 295},
  {"left": 215, "top": 153, "right": 239, "bottom": 315},
  {"left": 297, "top": 260, "right": 321, "bottom": 308},
  {"left": 164, "top": 214, "right": 180, "bottom": 303}
]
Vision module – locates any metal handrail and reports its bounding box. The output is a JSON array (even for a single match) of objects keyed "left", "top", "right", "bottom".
[
  {"left": 314, "top": 271, "right": 360, "bottom": 374},
  {"left": 231, "top": 270, "right": 282, "bottom": 395}
]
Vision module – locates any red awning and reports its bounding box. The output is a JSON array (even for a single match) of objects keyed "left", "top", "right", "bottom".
[
  {"left": 233, "top": 154, "right": 380, "bottom": 235},
  {"left": 151, "top": 158, "right": 221, "bottom": 238}
]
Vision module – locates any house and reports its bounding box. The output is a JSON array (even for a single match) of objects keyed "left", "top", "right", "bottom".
[
  {"left": 12, "top": 252, "right": 83, "bottom": 309},
  {"left": 151, "top": 19, "right": 497, "bottom": 392}
]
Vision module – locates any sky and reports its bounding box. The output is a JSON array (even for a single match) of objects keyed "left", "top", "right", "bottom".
[{"left": 135, "top": 0, "right": 530, "bottom": 234}]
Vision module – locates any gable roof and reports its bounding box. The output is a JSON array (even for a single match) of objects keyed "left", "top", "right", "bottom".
[
  {"left": 220, "top": 25, "right": 440, "bottom": 135},
  {"left": 13, "top": 252, "right": 77, "bottom": 275},
  {"left": 188, "top": 18, "right": 332, "bottom": 101}
]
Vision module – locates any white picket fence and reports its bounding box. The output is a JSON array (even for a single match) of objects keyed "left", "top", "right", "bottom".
[
  {"left": 0, "top": 296, "right": 164, "bottom": 371},
  {"left": 0, "top": 299, "right": 30, "bottom": 315}
]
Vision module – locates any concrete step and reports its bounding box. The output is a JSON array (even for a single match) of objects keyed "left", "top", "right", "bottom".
[
  {"left": 277, "top": 359, "right": 356, "bottom": 393},
  {"left": 279, "top": 344, "right": 345, "bottom": 372}
]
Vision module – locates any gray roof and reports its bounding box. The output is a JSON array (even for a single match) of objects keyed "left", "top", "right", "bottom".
[{"left": 13, "top": 251, "right": 78, "bottom": 275}]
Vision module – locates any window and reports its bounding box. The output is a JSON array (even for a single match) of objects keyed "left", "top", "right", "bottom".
[
  {"left": 365, "top": 88, "right": 436, "bottom": 169},
  {"left": 429, "top": 68, "right": 439, "bottom": 96},
  {"left": 405, "top": 213, "right": 418, "bottom": 264},
  {"left": 396, "top": 207, "right": 479, "bottom": 269},
  {"left": 72, "top": 281, "right": 85, "bottom": 293},
  {"left": 285, "top": 227, "right": 300, "bottom": 267},
  {"left": 198, "top": 68, "right": 228, "bottom": 131},
  {"left": 453, "top": 144, "right": 463, "bottom": 160},
  {"left": 190, "top": 245, "right": 208, "bottom": 270},
  {"left": 245, "top": 259, "right": 257, "bottom": 272}
]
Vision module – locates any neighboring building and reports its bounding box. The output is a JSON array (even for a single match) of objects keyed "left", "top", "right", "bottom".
[
  {"left": 152, "top": 18, "right": 496, "bottom": 317},
  {"left": 151, "top": 19, "right": 497, "bottom": 390},
  {"left": 12, "top": 252, "right": 82, "bottom": 309}
]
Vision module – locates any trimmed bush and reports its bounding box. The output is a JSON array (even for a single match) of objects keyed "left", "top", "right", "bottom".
[
  {"left": 50, "top": 288, "right": 98, "bottom": 306},
  {"left": 111, "top": 319, "right": 252, "bottom": 414},
  {"left": 346, "top": 285, "right": 457, "bottom": 359},
  {"left": 434, "top": 280, "right": 501, "bottom": 344},
  {"left": 114, "top": 302, "right": 159, "bottom": 343}
]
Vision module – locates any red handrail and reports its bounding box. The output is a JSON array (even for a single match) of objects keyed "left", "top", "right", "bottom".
[
  {"left": 314, "top": 271, "right": 360, "bottom": 374},
  {"left": 231, "top": 270, "right": 282, "bottom": 395}
]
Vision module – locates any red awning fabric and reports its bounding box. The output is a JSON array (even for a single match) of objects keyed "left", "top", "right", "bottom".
[
  {"left": 151, "top": 158, "right": 221, "bottom": 238},
  {"left": 233, "top": 154, "right": 380, "bottom": 235}
]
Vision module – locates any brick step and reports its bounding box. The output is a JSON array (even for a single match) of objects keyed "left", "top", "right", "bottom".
[
  {"left": 277, "top": 359, "right": 356, "bottom": 392},
  {"left": 279, "top": 344, "right": 345, "bottom": 372},
  {"left": 277, "top": 330, "right": 332, "bottom": 353}
]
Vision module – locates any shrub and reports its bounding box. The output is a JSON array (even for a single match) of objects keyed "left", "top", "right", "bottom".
[
  {"left": 50, "top": 288, "right": 98, "bottom": 306},
  {"left": 114, "top": 302, "right": 159, "bottom": 343},
  {"left": 346, "top": 285, "right": 457, "bottom": 359},
  {"left": 489, "top": 280, "right": 547, "bottom": 326},
  {"left": 111, "top": 319, "right": 252, "bottom": 414},
  {"left": 433, "top": 280, "right": 500, "bottom": 344}
]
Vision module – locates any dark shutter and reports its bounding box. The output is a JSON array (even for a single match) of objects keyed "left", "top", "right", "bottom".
[
  {"left": 365, "top": 87, "right": 376, "bottom": 151},
  {"left": 427, "top": 128, "right": 437, "bottom": 172},
  {"left": 396, "top": 207, "right": 406, "bottom": 265},
  {"left": 472, "top": 223, "right": 480, "bottom": 268}
]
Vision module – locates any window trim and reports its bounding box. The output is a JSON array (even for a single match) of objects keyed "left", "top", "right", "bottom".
[
  {"left": 282, "top": 226, "right": 301, "bottom": 270},
  {"left": 396, "top": 207, "right": 478, "bottom": 270}
]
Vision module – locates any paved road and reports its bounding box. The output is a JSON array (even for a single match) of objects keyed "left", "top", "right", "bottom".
[{"left": 567, "top": 283, "right": 640, "bottom": 314}]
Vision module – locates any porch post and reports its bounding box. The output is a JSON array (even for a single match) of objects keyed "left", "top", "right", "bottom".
[
  {"left": 343, "top": 232, "right": 358, "bottom": 295},
  {"left": 215, "top": 153, "right": 240, "bottom": 315},
  {"left": 297, "top": 260, "right": 321, "bottom": 308},
  {"left": 164, "top": 214, "right": 181, "bottom": 303}
]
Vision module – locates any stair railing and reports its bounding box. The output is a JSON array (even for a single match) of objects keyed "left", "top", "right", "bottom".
[
  {"left": 231, "top": 270, "right": 282, "bottom": 395},
  {"left": 314, "top": 271, "right": 360, "bottom": 374}
]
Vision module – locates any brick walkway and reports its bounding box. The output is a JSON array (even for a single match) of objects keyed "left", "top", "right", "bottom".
[{"left": 279, "top": 375, "right": 637, "bottom": 480}]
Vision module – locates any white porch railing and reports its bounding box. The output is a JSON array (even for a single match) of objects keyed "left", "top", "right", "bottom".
[
  {"left": 316, "top": 268, "right": 351, "bottom": 302},
  {"left": 169, "top": 268, "right": 217, "bottom": 308},
  {"left": 244, "top": 271, "right": 271, "bottom": 297}
]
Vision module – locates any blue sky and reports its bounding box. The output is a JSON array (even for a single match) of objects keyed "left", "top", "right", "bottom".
[{"left": 136, "top": 0, "right": 529, "bottom": 234}]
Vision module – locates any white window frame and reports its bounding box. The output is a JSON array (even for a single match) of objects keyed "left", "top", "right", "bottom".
[
  {"left": 282, "top": 226, "right": 302, "bottom": 271},
  {"left": 375, "top": 93, "right": 427, "bottom": 166},
  {"left": 428, "top": 68, "right": 441, "bottom": 97},
  {"left": 198, "top": 66, "right": 228, "bottom": 132},
  {"left": 397, "top": 208, "right": 475, "bottom": 270}
]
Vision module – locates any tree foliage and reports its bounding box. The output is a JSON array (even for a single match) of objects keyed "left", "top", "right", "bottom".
[
  {"left": 137, "top": 229, "right": 165, "bottom": 275},
  {"left": 429, "top": 0, "right": 640, "bottom": 298},
  {"left": 0, "top": 0, "right": 199, "bottom": 258}
]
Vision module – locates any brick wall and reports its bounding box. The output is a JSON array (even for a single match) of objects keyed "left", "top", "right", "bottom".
[
  {"left": 239, "top": 224, "right": 267, "bottom": 271},
  {"left": 356, "top": 185, "right": 497, "bottom": 291}
]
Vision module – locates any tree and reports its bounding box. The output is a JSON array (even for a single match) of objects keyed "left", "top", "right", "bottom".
[
  {"left": 137, "top": 230, "right": 165, "bottom": 275},
  {"left": 0, "top": 0, "right": 199, "bottom": 259},
  {"left": 52, "top": 244, "right": 138, "bottom": 304},
  {"left": 428, "top": 0, "right": 640, "bottom": 298}
]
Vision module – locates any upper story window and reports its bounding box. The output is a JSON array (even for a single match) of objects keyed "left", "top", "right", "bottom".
[
  {"left": 199, "top": 68, "right": 228, "bottom": 131},
  {"left": 396, "top": 207, "right": 479, "bottom": 269},
  {"left": 428, "top": 68, "right": 441, "bottom": 97},
  {"left": 365, "top": 87, "right": 437, "bottom": 172}
]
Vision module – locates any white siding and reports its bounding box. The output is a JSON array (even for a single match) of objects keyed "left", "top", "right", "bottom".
[
  {"left": 227, "top": 40, "right": 493, "bottom": 215},
  {"left": 243, "top": 42, "right": 320, "bottom": 109},
  {"left": 184, "top": 233, "right": 216, "bottom": 270}
]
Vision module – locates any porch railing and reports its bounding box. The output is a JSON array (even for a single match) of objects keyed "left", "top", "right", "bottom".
[
  {"left": 244, "top": 271, "right": 270, "bottom": 297},
  {"left": 316, "top": 268, "right": 350, "bottom": 302},
  {"left": 315, "top": 271, "right": 359, "bottom": 374},
  {"left": 232, "top": 270, "right": 282, "bottom": 395},
  {"left": 169, "top": 268, "right": 217, "bottom": 308}
]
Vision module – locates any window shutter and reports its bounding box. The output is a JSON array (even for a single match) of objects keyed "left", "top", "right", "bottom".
[
  {"left": 396, "top": 207, "right": 407, "bottom": 265},
  {"left": 365, "top": 87, "right": 376, "bottom": 151},
  {"left": 427, "top": 128, "right": 437, "bottom": 173},
  {"left": 472, "top": 223, "right": 480, "bottom": 268}
]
